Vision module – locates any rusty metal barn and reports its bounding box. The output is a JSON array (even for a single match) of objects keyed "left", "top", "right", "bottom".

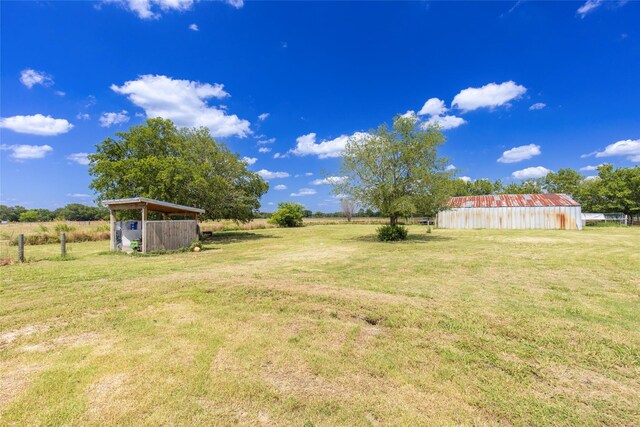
[{"left": 437, "top": 194, "right": 582, "bottom": 230}]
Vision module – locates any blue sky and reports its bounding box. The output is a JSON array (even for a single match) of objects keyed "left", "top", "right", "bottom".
[{"left": 1, "top": 0, "right": 638, "bottom": 212}]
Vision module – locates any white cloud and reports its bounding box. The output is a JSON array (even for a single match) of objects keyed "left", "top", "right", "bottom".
[
  {"left": 54, "top": 90, "right": 66, "bottom": 97},
  {"left": 274, "top": 184, "right": 287, "bottom": 190},
  {"left": 512, "top": 166, "right": 552, "bottom": 180},
  {"left": 580, "top": 164, "right": 606, "bottom": 171},
  {"left": 290, "top": 188, "right": 317, "bottom": 197},
  {"left": 459, "top": 176, "right": 472, "bottom": 183},
  {"left": 241, "top": 156, "right": 257, "bottom": 165},
  {"left": 577, "top": 0, "right": 603, "bottom": 17},
  {"left": 305, "top": 172, "right": 313, "bottom": 176},
  {"left": 189, "top": 23, "right": 199, "bottom": 31},
  {"left": 0, "top": 114, "right": 73, "bottom": 136},
  {"left": 423, "top": 114, "right": 467, "bottom": 130},
  {"left": 452, "top": 81, "right": 527, "bottom": 112},
  {"left": 225, "top": 0, "right": 243, "bottom": 8},
  {"left": 529, "top": 102, "right": 546, "bottom": 110},
  {"left": 273, "top": 152, "right": 288, "bottom": 159},
  {"left": 111, "top": 74, "right": 250, "bottom": 138},
  {"left": 257, "top": 137, "right": 275, "bottom": 145},
  {"left": 257, "top": 169, "right": 289, "bottom": 180},
  {"left": 446, "top": 164, "right": 456, "bottom": 171},
  {"left": 311, "top": 176, "right": 347, "bottom": 185},
  {"left": 85, "top": 95, "right": 97, "bottom": 108},
  {"left": 584, "top": 175, "right": 600, "bottom": 181},
  {"left": 20, "top": 69, "right": 53, "bottom": 88},
  {"left": 290, "top": 131, "right": 368, "bottom": 159},
  {"left": 103, "top": 0, "right": 242, "bottom": 19},
  {"left": 498, "top": 143, "right": 541, "bottom": 163},
  {"left": 0, "top": 144, "right": 53, "bottom": 160},
  {"left": 258, "top": 147, "right": 271, "bottom": 153},
  {"left": 594, "top": 139, "right": 640, "bottom": 162},
  {"left": 258, "top": 113, "right": 270, "bottom": 121},
  {"left": 99, "top": 110, "right": 130, "bottom": 127},
  {"left": 418, "top": 98, "right": 447, "bottom": 116},
  {"left": 67, "top": 153, "right": 90, "bottom": 165},
  {"left": 401, "top": 110, "right": 417, "bottom": 119},
  {"left": 67, "top": 193, "right": 91, "bottom": 198},
  {"left": 102, "top": 0, "right": 194, "bottom": 19},
  {"left": 76, "top": 113, "right": 91, "bottom": 120}
]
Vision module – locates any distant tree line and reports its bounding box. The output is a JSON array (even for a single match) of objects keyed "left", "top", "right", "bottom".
[
  {"left": 450, "top": 165, "right": 640, "bottom": 219},
  {"left": 0, "top": 204, "right": 109, "bottom": 222},
  {"left": 254, "top": 209, "right": 382, "bottom": 219}
]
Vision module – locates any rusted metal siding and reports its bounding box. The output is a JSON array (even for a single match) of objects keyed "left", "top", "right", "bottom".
[
  {"left": 437, "top": 206, "right": 582, "bottom": 230},
  {"left": 448, "top": 193, "right": 580, "bottom": 208}
]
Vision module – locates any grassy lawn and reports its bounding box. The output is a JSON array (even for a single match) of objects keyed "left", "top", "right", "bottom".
[{"left": 1, "top": 225, "right": 639, "bottom": 426}]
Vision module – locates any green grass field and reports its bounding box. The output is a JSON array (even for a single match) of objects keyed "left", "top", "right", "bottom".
[{"left": 1, "top": 225, "right": 639, "bottom": 426}]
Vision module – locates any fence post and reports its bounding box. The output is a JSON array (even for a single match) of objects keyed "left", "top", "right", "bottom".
[
  {"left": 18, "top": 234, "right": 25, "bottom": 263},
  {"left": 60, "top": 232, "right": 66, "bottom": 257}
]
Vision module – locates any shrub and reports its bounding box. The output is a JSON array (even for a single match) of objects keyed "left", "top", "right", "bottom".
[
  {"left": 268, "top": 202, "right": 305, "bottom": 228},
  {"left": 377, "top": 224, "right": 408, "bottom": 241},
  {"left": 37, "top": 225, "right": 49, "bottom": 233},
  {"left": 54, "top": 223, "right": 76, "bottom": 233},
  {"left": 19, "top": 210, "right": 40, "bottom": 222},
  {"left": 189, "top": 240, "right": 203, "bottom": 251}
]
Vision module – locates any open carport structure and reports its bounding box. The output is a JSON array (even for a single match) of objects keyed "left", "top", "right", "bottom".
[
  {"left": 437, "top": 193, "right": 582, "bottom": 230},
  {"left": 103, "top": 197, "right": 205, "bottom": 253}
]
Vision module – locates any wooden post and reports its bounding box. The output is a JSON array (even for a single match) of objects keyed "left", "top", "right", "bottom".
[
  {"left": 60, "top": 232, "right": 66, "bottom": 257},
  {"left": 110, "top": 209, "right": 116, "bottom": 251},
  {"left": 18, "top": 234, "right": 25, "bottom": 263},
  {"left": 141, "top": 205, "right": 147, "bottom": 253}
]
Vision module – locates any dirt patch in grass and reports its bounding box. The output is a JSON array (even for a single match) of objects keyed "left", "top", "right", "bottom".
[
  {"left": 0, "top": 324, "right": 49, "bottom": 349},
  {"left": 85, "top": 373, "right": 130, "bottom": 419},
  {"left": 263, "top": 362, "right": 344, "bottom": 398},
  {"left": 19, "top": 332, "right": 113, "bottom": 355},
  {"left": 210, "top": 348, "right": 245, "bottom": 375},
  {"left": 539, "top": 364, "right": 639, "bottom": 404},
  {"left": 0, "top": 364, "right": 46, "bottom": 411}
]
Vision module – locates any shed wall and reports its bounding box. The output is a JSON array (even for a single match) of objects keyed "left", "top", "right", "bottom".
[
  {"left": 437, "top": 206, "right": 582, "bottom": 230},
  {"left": 144, "top": 220, "right": 198, "bottom": 251}
]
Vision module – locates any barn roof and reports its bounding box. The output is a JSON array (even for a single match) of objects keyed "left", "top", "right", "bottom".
[{"left": 447, "top": 194, "right": 580, "bottom": 208}]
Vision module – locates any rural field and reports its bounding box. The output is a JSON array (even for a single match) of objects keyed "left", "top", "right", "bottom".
[{"left": 1, "top": 225, "right": 639, "bottom": 426}]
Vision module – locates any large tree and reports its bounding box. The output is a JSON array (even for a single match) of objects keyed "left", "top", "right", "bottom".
[
  {"left": 451, "top": 178, "right": 502, "bottom": 196},
  {"left": 336, "top": 115, "right": 451, "bottom": 226},
  {"left": 89, "top": 118, "right": 268, "bottom": 222},
  {"left": 578, "top": 164, "right": 640, "bottom": 221},
  {"left": 543, "top": 168, "right": 583, "bottom": 197}
]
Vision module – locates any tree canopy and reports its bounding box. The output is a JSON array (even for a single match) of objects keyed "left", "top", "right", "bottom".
[
  {"left": 268, "top": 202, "right": 305, "bottom": 227},
  {"left": 576, "top": 164, "right": 640, "bottom": 217},
  {"left": 543, "top": 168, "right": 583, "bottom": 197},
  {"left": 89, "top": 118, "right": 268, "bottom": 222},
  {"left": 336, "top": 115, "right": 451, "bottom": 225}
]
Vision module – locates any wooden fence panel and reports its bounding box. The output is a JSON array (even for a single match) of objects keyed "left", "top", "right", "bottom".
[{"left": 144, "top": 220, "right": 197, "bottom": 252}]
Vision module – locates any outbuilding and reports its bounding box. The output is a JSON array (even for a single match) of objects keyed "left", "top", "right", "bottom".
[
  {"left": 437, "top": 194, "right": 582, "bottom": 230},
  {"left": 102, "top": 197, "right": 205, "bottom": 253}
]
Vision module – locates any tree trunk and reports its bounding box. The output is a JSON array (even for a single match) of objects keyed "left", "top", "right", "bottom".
[{"left": 390, "top": 215, "right": 397, "bottom": 226}]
